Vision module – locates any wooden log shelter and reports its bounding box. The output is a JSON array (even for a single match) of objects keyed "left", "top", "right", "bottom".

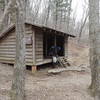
[{"left": 0, "top": 22, "right": 75, "bottom": 72}]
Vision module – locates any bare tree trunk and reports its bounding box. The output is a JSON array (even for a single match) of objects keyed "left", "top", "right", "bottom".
[
  {"left": 89, "top": 0, "right": 100, "bottom": 99},
  {"left": 93, "top": 1, "right": 100, "bottom": 99},
  {"left": 45, "top": 0, "right": 51, "bottom": 26},
  {"left": 0, "top": 0, "right": 16, "bottom": 32},
  {"left": 11, "top": 0, "right": 26, "bottom": 100},
  {"left": 3, "top": 0, "right": 9, "bottom": 27},
  {"left": 59, "top": 10, "right": 62, "bottom": 29},
  {"left": 89, "top": 0, "right": 97, "bottom": 91},
  {"left": 55, "top": 1, "right": 58, "bottom": 29},
  {"left": 67, "top": 0, "right": 72, "bottom": 33},
  {"left": 78, "top": 11, "right": 88, "bottom": 43},
  {"left": 32, "top": 0, "right": 42, "bottom": 23}
]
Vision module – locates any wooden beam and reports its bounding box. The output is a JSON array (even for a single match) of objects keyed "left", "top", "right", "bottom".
[
  {"left": 32, "top": 65, "right": 37, "bottom": 73},
  {"left": 64, "top": 36, "right": 68, "bottom": 57},
  {"left": 45, "top": 33, "right": 48, "bottom": 57},
  {"left": 32, "top": 29, "right": 36, "bottom": 64},
  {"left": 54, "top": 34, "right": 56, "bottom": 47}
]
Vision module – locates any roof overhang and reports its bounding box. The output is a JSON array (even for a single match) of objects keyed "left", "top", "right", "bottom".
[{"left": 0, "top": 22, "right": 75, "bottom": 39}]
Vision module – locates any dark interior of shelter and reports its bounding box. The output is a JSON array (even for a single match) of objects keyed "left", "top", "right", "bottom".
[{"left": 43, "top": 32, "right": 65, "bottom": 58}]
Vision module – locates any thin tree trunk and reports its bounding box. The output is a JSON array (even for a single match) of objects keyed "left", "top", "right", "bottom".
[
  {"left": 32, "top": 0, "right": 42, "bottom": 23},
  {"left": 11, "top": 0, "right": 26, "bottom": 100},
  {"left": 78, "top": 11, "right": 88, "bottom": 43},
  {"left": 45, "top": 0, "right": 51, "bottom": 26},
  {"left": 89, "top": 0, "right": 96, "bottom": 91},
  {"left": 89, "top": 0, "right": 100, "bottom": 99},
  {"left": 55, "top": 2, "right": 58, "bottom": 29},
  {"left": 94, "top": 0, "right": 100, "bottom": 99},
  {"left": 0, "top": 0, "right": 16, "bottom": 32},
  {"left": 3, "top": 0, "right": 9, "bottom": 27},
  {"left": 67, "top": 0, "right": 72, "bottom": 33}
]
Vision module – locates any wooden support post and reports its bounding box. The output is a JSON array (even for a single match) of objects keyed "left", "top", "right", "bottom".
[
  {"left": 32, "top": 65, "right": 37, "bottom": 73},
  {"left": 45, "top": 34, "right": 48, "bottom": 56},
  {"left": 54, "top": 34, "right": 56, "bottom": 47},
  {"left": 54, "top": 34, "right": 57, "bottom": 55},
  {"left": 64, "top": 36, "right": 68, "bottom": 58}
]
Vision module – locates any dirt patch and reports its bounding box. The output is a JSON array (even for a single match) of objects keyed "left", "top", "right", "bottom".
[{"left": 0, "top": 63, "right": 94, "bottom": 100}]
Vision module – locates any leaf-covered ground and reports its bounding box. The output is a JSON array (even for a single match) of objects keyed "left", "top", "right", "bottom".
[
  {"left": 0, "top": 40, "right": 93, "bottom": 100},
  {"left": 0, "top": 63, "right": 93, "bottom": 100}
]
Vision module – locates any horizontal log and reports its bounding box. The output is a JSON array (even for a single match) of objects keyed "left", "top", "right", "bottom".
[
  {"left": 0, "top": 57, "right": 33, "bottom": 62},
  {"left": 36, "top": 59, "right": 43, "bottom": 61},
  {"left": 0, "top": 48, "right": 32, "bottom": 52},
  {"left": 0, "top": 56, "right": 33, "bottom": 61},
  {"left": 0, "top": 59, "right": 34, "bottom": 65},
  {"left": 35, "top": 43, "right": 43, "bottom": 46},
  {"left": 35, "top": 45, "right": 43, "bottom": 48},
  {"left": 35, "top": 47, "right": 43, "bottom": 50},
  {"left": 35, "top": 56, "right": 43, "bottom": 58},
  {"left": 0, "top": 53, "right": 33, "bottom": 56},
  {"left": 35, "top": 48, "right": 43, "bottom": 51},
  {"left": 35, "top": 52, "right": 43, "bottom": 55},
  {"left": 26, "top": 31, "right": 32, "bottom": 34},
  {"left": 0, "top": 42, "right": 16, "bottom": 45},
  {"left": 0, "top": 39, "right": 15, "bottom": 43}
]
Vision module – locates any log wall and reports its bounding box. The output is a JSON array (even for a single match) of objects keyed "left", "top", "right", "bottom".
[
  {"left": 0, "top": 24, "right": 34, "bottom": 65},
  {"left": 35, "top": 29, "right": 43, "bottom": 64},
  {"left": 0, "top": 24, "right": 69, "bottom": 66}
]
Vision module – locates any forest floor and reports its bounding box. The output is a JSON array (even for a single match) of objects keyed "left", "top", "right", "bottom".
[{"left": 0, "top": 40, "right": 94, "bottom": 100}]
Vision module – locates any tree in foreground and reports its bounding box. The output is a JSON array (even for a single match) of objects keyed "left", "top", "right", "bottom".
[
  {"left": 89, "top": 0, "right": 100, "bottom": 99},
  {"left": 11, "top": 0, "right": 26, "bottom": 100}
]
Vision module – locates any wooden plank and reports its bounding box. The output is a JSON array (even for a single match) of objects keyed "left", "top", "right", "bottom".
[
  {"left": 0, "top": 56, "right": 33, "bottom": 60},
  {"left": 35, "top": 30, "right": 43, "bottom": 62},
  {"left": 25, "top": 27, "right": 32, "bottom": 31},
  {"left": 35, "top": 41, "right": 43, "bottom": 45},
  {"left": 35, "top": 45, "right": 43, "bottom": 48},
  {"left": 0, "top": 50, "right": 32, "bottom": 54},
  {"left": 0, "top": 57, "right": 33, "bottom": 62},
  {"left": 35, "top": 52, "right": 43, "bottom": 55},
  {"left": 36, "top": 59, "right": 43, "bottom": 61},
  {"left": 0, "top": 45, "right": 16, "bottom": 48},
  {"left": 35, "top": 47, "right": 43, "bottom": 50},
  {"left": 0, "top": 59, "right": 34, "bottom": 65},
  {"left": 0, "top": 48, "right": 32, "bottom": 52},
  {"left": 0, "top": 24, "right": 35, "bottom": 66},
  {"left": 2, "top": 37, "right": 15, "bottom": 40},
  {"left": 26, "top": 45, "right": 32, "bottom": 47},
  {"left": 0, "top": 40, "right": 16, "bottom": 43},
  {"left": 35, "top": 55, "right": 43, "bottom": 58},
  {"left": 35, "top": 49, "right": 43, "bottom": 52},
  {"left": 0, "top": 42, "right": 16, "bottom": 45}
]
